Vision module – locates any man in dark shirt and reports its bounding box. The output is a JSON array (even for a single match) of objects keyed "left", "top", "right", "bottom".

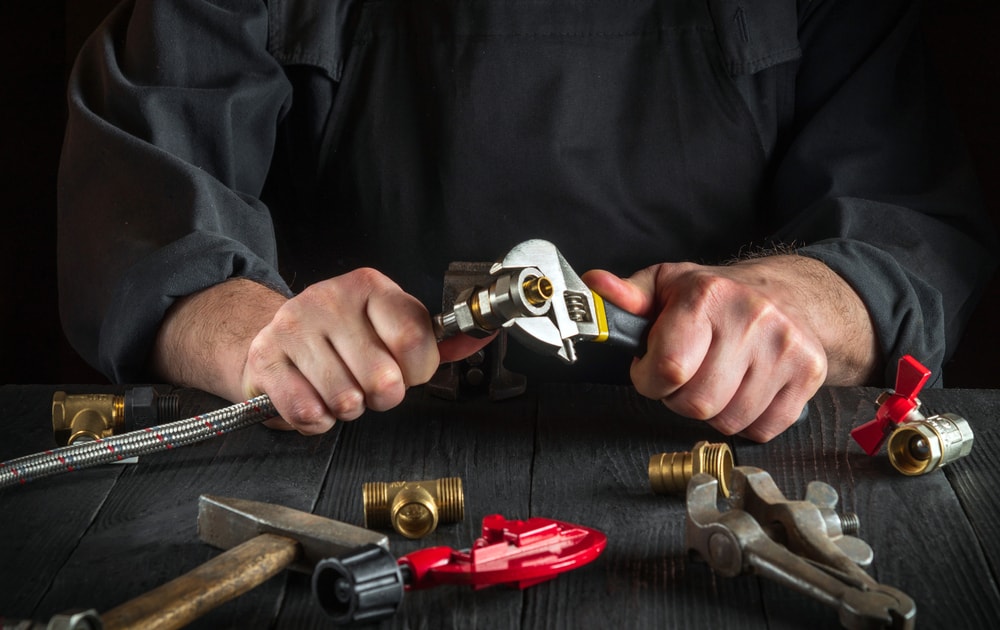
[{"left": 58, "top": 0, "right": 996, "bottom": 441}]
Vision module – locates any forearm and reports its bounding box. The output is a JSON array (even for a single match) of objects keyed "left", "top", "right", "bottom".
[
  {"left": 151, "top": 278, "right": 287, "bottom": 402},
  {"left": 731, "top": 254, "right": 879, "bottom": 386}
]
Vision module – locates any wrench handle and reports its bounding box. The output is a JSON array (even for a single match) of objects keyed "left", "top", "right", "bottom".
[{"left": 592, "top": 293, "right": 649, "bottom": 356}]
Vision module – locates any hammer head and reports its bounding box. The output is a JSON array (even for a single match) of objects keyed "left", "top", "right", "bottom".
[{"left": 198, "top": 495, "right": 389, "bottom": 573}]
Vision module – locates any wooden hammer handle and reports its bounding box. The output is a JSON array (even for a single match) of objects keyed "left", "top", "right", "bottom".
[{"left": 101, "top": 533, "right": 300, "bottom": 630}]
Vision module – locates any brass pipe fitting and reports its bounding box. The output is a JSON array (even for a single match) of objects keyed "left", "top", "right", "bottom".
[
  {"left": 52, "top": 392, "right": 125, "bottom": 445},
  {"left": 887, "top": 412, "right": 974, "bottom": 476},
  {"left": 362, "top": 477, "right": 464, "bottom": 539},
  {"left": 649, "top": 441, "right": 734, "bottom": 498},
  {"left": 52, "top": 387, "right": 181, "bottom": 446}
]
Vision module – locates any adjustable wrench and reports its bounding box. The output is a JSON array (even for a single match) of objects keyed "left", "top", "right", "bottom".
[
  {"left": 686, "top": 466, "right": 916, "bottom": 629},
  {"left": 432, "top": 239, "right": 649, "bottom": 363}
]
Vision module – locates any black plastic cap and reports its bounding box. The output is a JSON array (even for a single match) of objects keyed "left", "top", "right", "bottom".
[{"left": 312, "top": 543, "right": 405, "bottom": 625}]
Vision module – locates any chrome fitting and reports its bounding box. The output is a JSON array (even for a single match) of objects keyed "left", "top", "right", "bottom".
[{"left": 887, "top": 412, "right": 974, "bottom": 476}]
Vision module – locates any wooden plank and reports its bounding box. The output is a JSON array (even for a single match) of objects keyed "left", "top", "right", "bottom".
[
  {"left": 273, "top": 387, "right": 539, "bottom": 629},
  {"left": 0, "top": 385, "right": 124, "bottom": 622},
  {"left": 527, "top": 383, "right": 768, "bottom": 629},
  {"left": 737, "top": 386, "right": 1000, "bottom": 629},
  {"left": 921, "top": 389, "right": 1000, "bottom": 593}
]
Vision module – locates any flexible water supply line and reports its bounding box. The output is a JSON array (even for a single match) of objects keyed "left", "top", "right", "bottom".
[{"left": 0, "top": 395, "right": 276, "bottom": 490}]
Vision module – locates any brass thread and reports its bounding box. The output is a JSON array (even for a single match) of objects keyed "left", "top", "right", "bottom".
[
  {"left": 361, "top": 482, "right": 391, "bottom": 529},
  {"left": 362, "top": 477, "right": 464, "bottom": 539},
  {"left": 523, "top": 276, "right": 554, "bottom": 305},
  {"left": 649, "top": 441, "right": 734, "bottom": 498},
  {"left": 435, "top": 476, "right": 465, "bottom": 523}
]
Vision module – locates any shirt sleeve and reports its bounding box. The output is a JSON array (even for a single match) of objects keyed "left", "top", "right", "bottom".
[
  {"left": 767, "top": 0, "right": 997, "bottom": 385},
  {"left": 58, "top": 0, "right": 294, "bottom": 382}
]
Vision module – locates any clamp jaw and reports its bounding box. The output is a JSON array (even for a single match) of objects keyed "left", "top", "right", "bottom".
[
  {"left": 686, "top": 466, "right": 916, "bottom": 629},
  {"left": 433, "top": 239, "right": 648, "bottom": 364}
]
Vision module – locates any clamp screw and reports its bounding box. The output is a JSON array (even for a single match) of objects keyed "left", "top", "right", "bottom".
[{"left": 649, "top": 441, "right": 734, "bottom": 498}]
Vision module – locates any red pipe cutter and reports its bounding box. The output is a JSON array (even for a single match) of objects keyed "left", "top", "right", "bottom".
[{"left": 313, "top": 514, "right": 607, "bottom": 625}]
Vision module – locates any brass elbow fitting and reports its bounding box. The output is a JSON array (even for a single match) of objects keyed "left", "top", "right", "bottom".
[
  {"left": 887, "top": 412, "right": 974, "bottom": 476},
  {"left": 649, "top": 441, "right": 734, "bottom": 498},
  {"left": 362, "top": 477, "right": 464, "bottom": 539}
]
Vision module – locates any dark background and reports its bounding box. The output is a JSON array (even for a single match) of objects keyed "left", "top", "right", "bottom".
[{"left": 2, "top": 0, "right": 998, "bottom": 387}]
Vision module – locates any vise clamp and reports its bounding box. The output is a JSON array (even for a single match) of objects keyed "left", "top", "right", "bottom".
[{"left": 686, "top": 466, "right": 916, "bottom": 629}]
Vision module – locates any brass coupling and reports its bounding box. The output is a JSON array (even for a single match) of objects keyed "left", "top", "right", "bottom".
[
  {"left": 362, "top": 477, "right": 464, "bottom": 539},
  {"left": 887, "top": 412, "right": 974, "bottom": 476},
  {"left": 52, "top": 387, "right": 180, "bottom": 446},
  {"left": 649, "top": 441, "right": 734, "bottom": 498}
]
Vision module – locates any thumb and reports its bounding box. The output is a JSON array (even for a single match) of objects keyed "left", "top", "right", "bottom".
[{"left": 581, "top": 268, "right": 658, "bottom": 317}]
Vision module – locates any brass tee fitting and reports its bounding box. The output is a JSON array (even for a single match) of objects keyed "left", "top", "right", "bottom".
[
  {"left": 362, "top": 477, "right": 464, "bottom": 539},
  {"left": 649, "top": 441, "right": 734, "bottom": 498},
  {"left": 52, "top": 392, "right": 125, "bottom": 445},
  {"left": 52, "top": 387, "right": 181, "bottom": 446},
  {"left": 887, "top": 412, "right": 974, "bottom": 476}
]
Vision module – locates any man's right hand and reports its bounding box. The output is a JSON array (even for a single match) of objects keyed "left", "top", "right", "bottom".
[{"left": 152, "top": 270, "right": 491, "bottom": 434}]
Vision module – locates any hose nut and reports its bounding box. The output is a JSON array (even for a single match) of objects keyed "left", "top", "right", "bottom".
[
  {"left": 362, "top": 477, "right": 464, "bottom": 539},
  {"left": 649, "top": 441, "right": 734, "bottom": 498},
  {"left": 887, "top": 412, "right": 974, "bottom": 476}
]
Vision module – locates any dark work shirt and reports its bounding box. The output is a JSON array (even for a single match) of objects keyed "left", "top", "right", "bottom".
[{"left": 58, "top": 0, "right": 997, "bottom": 386}]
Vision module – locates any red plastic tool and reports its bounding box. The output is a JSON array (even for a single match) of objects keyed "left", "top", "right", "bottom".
[
  {"left": 400, "top": 514, "right": 607, "bottom": 590},
  {"left": 851, "top": 355, "right": 931, "bottom": 456}
]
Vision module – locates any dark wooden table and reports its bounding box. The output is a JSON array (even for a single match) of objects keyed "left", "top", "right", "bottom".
[{"left": 2, "top": 383, "right": 999, "bottom": 629}]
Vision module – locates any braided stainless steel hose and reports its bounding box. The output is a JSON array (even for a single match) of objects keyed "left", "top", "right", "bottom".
[{"left": 0, "top": 395, "right": 276, "bottom": 489}]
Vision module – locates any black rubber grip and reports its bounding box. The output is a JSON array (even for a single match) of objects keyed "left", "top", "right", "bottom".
[{"left": 600, "top": 298, "right": 650, "bottom": 356}]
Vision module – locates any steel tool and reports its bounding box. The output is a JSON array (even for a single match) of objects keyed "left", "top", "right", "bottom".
[
  {"left": 686, "top": 466, "right": 916, "bottom": 629},
  {"left": 432, "top": 239, "right": 649, "bottom": 364},
  {"left": 96, "top": 495, "right": 388, "bottom": 630}
]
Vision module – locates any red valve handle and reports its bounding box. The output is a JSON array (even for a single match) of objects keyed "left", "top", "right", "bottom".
[
  {"left": 400, "top": 514, "right": 607, "bottom": 590},
  {"left": 851, "top": 355, "right": 931, "bottom": 455}
]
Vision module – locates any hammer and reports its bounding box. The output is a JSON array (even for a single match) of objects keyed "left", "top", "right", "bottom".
[{"left": 99, "top": 495, "right": 388, "bottom": 630}]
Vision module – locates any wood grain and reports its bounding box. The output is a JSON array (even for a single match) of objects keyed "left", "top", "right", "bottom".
[{"left": 3, "top": 384, "right": 1000, "bottom": 629}]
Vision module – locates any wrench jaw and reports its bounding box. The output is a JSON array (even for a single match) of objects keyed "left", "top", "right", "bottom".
[
  {"left": 685, "top": 468, "right": 916, "bottom": 630},
  {"left": 493, "top": 239, "right": 603, "bottom": 364}
]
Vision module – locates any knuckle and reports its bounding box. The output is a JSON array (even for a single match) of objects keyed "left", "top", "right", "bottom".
[
  {"left": 690, "top": 273, "right": 738, "bottom": 312},
  {"left": 329, "top": 388, "right": 366, "bottom": 420},
  {"left": 363, "top": 367, "right": 406, "bottom": 411},
  {"left": 282, "top": 399, "right": 334, "bottom": 435},
  {"left": 654, "top": 354, "right": 693, "bottom": 387},
  {"left": 386, "top": 316, "right": 433, "bottom": 355},
  {"left": 671, "top": 393, "right": 721, "bottom": 421}
]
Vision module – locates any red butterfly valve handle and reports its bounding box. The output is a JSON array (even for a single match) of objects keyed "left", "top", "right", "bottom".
[{"left": 851, "top": 355, "right": 931, "bottom": 456}]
